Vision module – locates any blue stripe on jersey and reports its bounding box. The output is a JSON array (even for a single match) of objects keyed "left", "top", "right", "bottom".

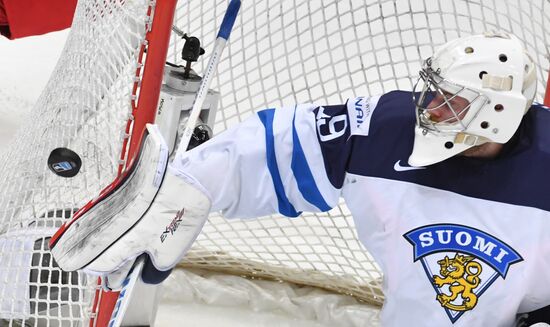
[
  {"left": 257, "top": 109, "right": 301, "bottom": 217},
  {"left": 291, "top": 108, "right": 332, "bottom": 212}
]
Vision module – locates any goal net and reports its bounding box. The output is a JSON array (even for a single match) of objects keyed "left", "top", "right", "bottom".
[{"left": 0, "top": 0, "right": 548, "bottom": 325}]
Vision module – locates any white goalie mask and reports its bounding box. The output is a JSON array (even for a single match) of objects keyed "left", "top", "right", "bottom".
[{"left": 408, "top": 32, "right": 537, "bottom": 167}]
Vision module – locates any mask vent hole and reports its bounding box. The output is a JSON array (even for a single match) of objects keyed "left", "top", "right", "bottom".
[
  {"left": 499, "top": 54, "right": 508, "bottom": 62},
  {"left": 481, "top": 121, "right": 489, "bottom": 129},
  {"left": 494, "top": 104, "right": 504, "bottom": 112},
  {"left": 444, "top": 142, "right": 454, "bottom": 149},
  {"left": 465, "top": 47, "right": 474, "bottom": 54},
  {"left": 479, "top": 71, "right": 487, "bottom": 79}
]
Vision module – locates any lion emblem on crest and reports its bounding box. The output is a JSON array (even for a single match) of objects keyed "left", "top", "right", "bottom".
[{"left": 432, "top": 253, "right": 482, "bottom": 311}]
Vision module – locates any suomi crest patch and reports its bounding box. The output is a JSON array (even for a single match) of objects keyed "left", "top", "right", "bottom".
[{"left": 404, "top": 224, "right": 523, "bottom": 323}]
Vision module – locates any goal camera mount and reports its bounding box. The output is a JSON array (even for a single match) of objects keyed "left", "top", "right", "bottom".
[
  {"left": 158, "top": 28, "right": 220, "bottom": 157},
  {"left": 169, "top": 26, "right": 206, "bottom": 80},
  {"left": 181, "top": 34, "right": 206, "bottom": 79}
]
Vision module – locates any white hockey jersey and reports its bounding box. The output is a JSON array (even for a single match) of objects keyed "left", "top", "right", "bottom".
[{"left": 171, "top": 90, "right": 550, "bottom": 326}]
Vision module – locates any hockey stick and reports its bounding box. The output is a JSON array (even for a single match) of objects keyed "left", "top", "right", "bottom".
[
  {"left": 176, "top": 0, "right": 241, "bottom": 153},
  {"left": 104, "top": 1, "right": 242, "bottom": 326},
  {"left": 105, "top": 257, "right": 146, "bottom": 327}
]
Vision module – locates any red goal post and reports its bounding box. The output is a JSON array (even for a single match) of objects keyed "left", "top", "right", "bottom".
[{"left": 91, "top": 2, "right": 179, "bottom": 325}]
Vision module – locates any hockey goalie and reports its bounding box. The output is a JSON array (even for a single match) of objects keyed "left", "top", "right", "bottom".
[{"left": 49, "top": 32, "right": 550, "bottom": 326}]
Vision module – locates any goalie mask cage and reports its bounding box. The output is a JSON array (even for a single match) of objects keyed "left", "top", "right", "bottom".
[{"left": 0, "top": 0, "right": 549, "bottom": 325}]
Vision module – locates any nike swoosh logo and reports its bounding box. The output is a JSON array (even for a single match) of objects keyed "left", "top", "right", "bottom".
[{"left": 393, "top": 160, "right": 427, "bottom": 172}]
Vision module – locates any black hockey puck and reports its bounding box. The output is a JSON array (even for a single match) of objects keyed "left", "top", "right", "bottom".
[{"left": 47, "top": 148, "right": 82, "bottom": 178}]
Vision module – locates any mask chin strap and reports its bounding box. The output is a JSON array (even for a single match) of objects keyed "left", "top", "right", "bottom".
[{"left": 454, "top": 133, "right": 490, "bottom": 146}]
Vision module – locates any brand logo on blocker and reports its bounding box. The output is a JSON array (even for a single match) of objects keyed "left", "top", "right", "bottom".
[
  {"left": 393, "top": 160, "right": 426, "bottom": 172},
  {"left": 160, "top": 209, "right": 185, "bottom": 243}
]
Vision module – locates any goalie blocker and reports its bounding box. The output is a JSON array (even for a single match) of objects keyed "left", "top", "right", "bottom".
[{"left": 49, "top": 124, "right": 212, "bottom": 275}]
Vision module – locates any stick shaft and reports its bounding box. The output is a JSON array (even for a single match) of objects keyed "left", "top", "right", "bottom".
[{"left": 177, "top": 0, "right": 241, "bottom": 154}]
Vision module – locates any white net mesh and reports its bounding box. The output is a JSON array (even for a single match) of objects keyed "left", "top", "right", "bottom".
[
  {"left": 0, "top": 0, "right": 549, "bottom": 325},
  {"left": 0, "top": 0, "right": 152, "bottom": 325},
  {"left": 172, "top": 0, "right": 550, "bottom": 306}
]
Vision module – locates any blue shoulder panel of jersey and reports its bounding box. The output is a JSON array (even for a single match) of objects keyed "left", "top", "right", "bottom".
[{"left": 347, "top": 90, "right": 550, "bottom": 212}]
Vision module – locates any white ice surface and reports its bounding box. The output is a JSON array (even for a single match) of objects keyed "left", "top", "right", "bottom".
[
  {"left": 0, "top": 30, "right": 69, "bottom": 151},
  {"left": 157, "top": 269, "right": 379, "bottom": 327}
]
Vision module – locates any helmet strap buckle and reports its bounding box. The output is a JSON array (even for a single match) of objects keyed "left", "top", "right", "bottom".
[
  {"left": 454, "top": 133, "right": 490, "bottom": 146},
  {"left": 481, "top": 74, "right": 513, "bottom": 91}
]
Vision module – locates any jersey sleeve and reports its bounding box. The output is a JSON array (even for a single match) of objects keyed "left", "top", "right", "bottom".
[
  {"left": 0, "top": 0, "right": 76, "bottom": 39},
  {"left": 169, "top": 102, "right": 360, "bottom": 219}
]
